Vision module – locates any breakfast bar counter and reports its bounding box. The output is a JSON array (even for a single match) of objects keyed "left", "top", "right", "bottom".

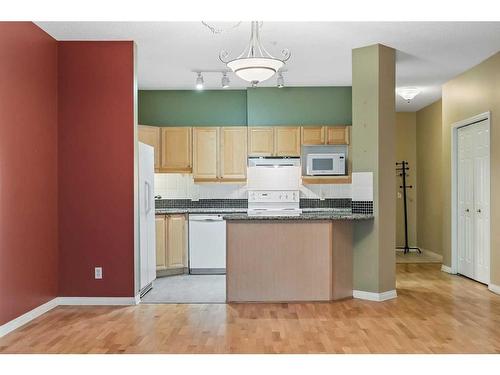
[{"left": 225, "top": 214, "right": 372, "bottom": 303}]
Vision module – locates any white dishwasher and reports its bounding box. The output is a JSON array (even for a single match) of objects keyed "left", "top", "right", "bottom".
[{"left": 188, "top": 214, "right": 226, "bottom": 274}]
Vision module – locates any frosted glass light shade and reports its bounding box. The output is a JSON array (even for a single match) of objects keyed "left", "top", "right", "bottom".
[
  {"left": 227, "top": 57, "right": 284, "bottom": 83},
  {"left": 397, "top": 87, "right": 420, "bottom": 101}
]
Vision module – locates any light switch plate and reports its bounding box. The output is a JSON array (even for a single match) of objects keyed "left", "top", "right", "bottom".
[{"left": 94, "top": 267, "right": 102, "bottom": 279}]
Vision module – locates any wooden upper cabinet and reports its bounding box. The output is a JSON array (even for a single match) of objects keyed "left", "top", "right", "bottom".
[
  {"left": 220, "top": 127, "right": 247, "bottom": 180},
  {"left": 160, "top": 127, "right": 192, "bottom": 172},
  {"left": 274, "top": 127, "right": 301, "bottom": 156},
  {"left": 193, "top": 127, "right": 219, "bottom": 180},
  {"left": 301, "top": 126, "right": 325, "bottom": 145},
  {"left": 138, "top": 125, "right": 161, "bottom": 171},
  {"left": 167, "top": 214, "right": 187, "bottom": 269},
  {"left": 248, "top": 127, "right": 274, "bottom": 156},
  {"left": 327, "top": 126, "right": 350, "bottom": 145},
  {"left": 155, "top": 215, "right": 167, "bottom": 270}
]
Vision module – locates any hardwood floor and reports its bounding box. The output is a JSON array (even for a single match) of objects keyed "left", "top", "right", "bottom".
[{"left": 1, "top": 264, "right": 500, "bottom": 353}]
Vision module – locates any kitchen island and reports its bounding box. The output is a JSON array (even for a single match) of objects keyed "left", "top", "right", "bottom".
[{"left": 224, "top": 212, "right": 373, "bottom": 302}]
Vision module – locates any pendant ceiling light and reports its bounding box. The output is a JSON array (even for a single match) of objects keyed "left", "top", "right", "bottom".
[{"left": 219, "top": 21, "right": 290, "bottom": 86}]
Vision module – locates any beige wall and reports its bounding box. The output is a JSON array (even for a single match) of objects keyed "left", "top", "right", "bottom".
[
  {"left": 395, "top": 113, "right": 417, "bottom": 247},
  {"left": 352, "top": 44, "right": 396, "bottom": 293},
  {"left": 442, "top": 52, "right": 500, "bottom": 285},
  {"left": 415, "top": 100, "right": 442, "bottom": 254}
]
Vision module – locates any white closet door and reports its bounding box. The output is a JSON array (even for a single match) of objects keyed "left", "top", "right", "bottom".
[
  {"left": 457, "top": 126, "right": 474, "bottom": 279},
  {"left": 457, "top": 119, "right": 490, "bottom": 284},
  {"left": 472, "top": 120, "right": 490, "bottom": 284}
]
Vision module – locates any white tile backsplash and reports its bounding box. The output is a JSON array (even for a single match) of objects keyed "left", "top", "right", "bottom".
[
  {"left": 352, "top": 172, "right": 373, "bottom": 201},
  {"left": 154, "top": 173, "right": 247, "bottom": 200},
  {"left": 301, "top": 183, "right": 352, "bottom": 199},
  {"left": 155, "top": 172, "right": 363, "bottom": 200}
]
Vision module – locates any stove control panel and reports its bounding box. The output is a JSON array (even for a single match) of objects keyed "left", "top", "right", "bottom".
[{"left": 248, "top": 190, "right": 299, "bottom": 203}]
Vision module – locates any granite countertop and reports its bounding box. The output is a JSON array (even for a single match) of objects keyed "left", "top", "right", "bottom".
[
  {"left": 155, "top": 207, "right": 373, "bottom": 220},
  {"left": 155, "top": 207, "right": 351, "bottom": 215},
  {"left": 155, "top": 207, "right": 248, "bottom": 215},
  {"left": 222, "top": 212, "right": 374, "bottom": 221}
]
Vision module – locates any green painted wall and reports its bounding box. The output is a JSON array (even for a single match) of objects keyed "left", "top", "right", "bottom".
[
  {"left": 139, "top": 90, "right": 247, "bottom": 126},
  {"left": 247, "top": 87, "right": 352, "bottom": 126},
  {"left": 139, "top": 87, "right": 352, "bottom": 127}
]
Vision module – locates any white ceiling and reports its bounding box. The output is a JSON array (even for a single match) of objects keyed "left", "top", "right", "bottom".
[{"left": 36, "top": 21, "right": 500, "bottom": 111}]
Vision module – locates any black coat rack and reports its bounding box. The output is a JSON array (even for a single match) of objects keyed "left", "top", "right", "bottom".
[{"left": 396, "top": 161, "right": 421, "bottom": 254}]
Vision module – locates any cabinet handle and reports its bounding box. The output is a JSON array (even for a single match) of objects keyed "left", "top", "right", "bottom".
[
  {"left": 477, "top": 209, "right": 481, "bottom": 213},
  {"left": 465, "top": 208, "right": 470, "bottom": 212}
]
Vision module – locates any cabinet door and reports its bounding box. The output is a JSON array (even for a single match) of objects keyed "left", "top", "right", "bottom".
[
  {"left": 327, "top": 126, "right": 350, "bottom": 145},
  {"left": 160, "top": 127, "right": 192, "bottom": 172},
  {"left": 220, "top": 127, "right": 247, "bottom": 180},
  {"left": 301, "top": 126, "right": 325, "bottom": 145},
  {"left": 248, "top": 127, "right": 274, "bottom": 156},
  {"left": 193, "top": 127, "right": 219, "bottom": 180},
  {"left": 155, "top": 215, "right": 167, "bottom": 270},
  {"left": 138, "top": 125, "right": 161, "bottom": 171},
  {"left": 274, "top": 127, "right": 301, "bottom": 156},
  {"left": 167, "top": 215, "right": 187, "bottom": 269}
]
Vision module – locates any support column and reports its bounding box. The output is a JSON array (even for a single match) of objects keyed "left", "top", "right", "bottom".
[{"left": 351, "top": 44, "right": 396, "bottom": 298}]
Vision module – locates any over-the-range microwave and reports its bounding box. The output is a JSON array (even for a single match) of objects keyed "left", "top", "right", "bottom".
[{"left": 306, "top": 153, "right": 346, "bottom": 176}]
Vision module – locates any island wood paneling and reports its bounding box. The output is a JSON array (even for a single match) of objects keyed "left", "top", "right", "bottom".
[
  {"left": 227, "top": 221, "right": 355, "bottom": 302},
  {"left": 331, "top": 221, "right": 353, "bottom": 300},
  {"left": 227, "top": 221, "right": 332, "bottom": 302}
]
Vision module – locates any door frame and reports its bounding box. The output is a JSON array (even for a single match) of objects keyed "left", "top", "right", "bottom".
[{"left": 450, "top": 111, "right": 490, "bottom": 283}]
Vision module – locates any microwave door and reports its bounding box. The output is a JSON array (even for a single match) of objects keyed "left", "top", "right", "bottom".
[{"left": 313, "top": 158, "right": 334, "bottom": 174}]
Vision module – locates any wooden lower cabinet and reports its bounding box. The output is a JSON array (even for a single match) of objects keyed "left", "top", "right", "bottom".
[
  {"left": 155, "top": 214, "right": 187, "bottom": 272},
  {"left": 166, "top": 215, "right": 187, "bottom": 269},
  {"left": 155, "top": 216, "right": 167, "bottom": 270}
]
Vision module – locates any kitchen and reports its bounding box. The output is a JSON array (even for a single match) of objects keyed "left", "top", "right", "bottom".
[
  {"left": 138, "top": 116, "right": 373, "bottom": 303},
  {"left": 5, "top": 17, "right": 500, "bottom": 357}
]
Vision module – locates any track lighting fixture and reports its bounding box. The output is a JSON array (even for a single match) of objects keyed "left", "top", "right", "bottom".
[
  {"left": 195, "top": 72, "right": 204, "bottom": 90},
  {"left": 277, "top": 71, "right": 284, "bottom": 88},
  {"left": 221, "top": 72, "right": 230, "bottom": 88}
]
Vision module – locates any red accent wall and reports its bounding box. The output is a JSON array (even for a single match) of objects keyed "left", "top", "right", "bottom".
[
  {"left": 57, "top": 42, "right": 135, "bottom": 297},
  {"left": 0, "top": 23, "right": 58, "bottom": 325}
]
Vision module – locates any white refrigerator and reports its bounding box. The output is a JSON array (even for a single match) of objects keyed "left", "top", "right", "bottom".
[{"left": 138, "top": 142, "right": 156, "bottom": 294}]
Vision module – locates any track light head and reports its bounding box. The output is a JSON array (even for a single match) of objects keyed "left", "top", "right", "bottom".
[
  {"left": 221, "top": 72, "right": 230, "bottom": 88},
  {"left": 277, "top": 71, "right": 284, "bottom": 88},
  {"left": 195, "top": 72, "right": 204, "bottom": 90}
]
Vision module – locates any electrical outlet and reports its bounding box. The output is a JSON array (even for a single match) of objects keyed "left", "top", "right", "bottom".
[{"left": 94, "top": 267, "right": 102, "bottom": 279}]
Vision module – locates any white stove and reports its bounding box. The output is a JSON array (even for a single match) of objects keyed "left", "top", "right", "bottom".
[{"left": 248, "top": 190, "right": 302, "bottom": 217}]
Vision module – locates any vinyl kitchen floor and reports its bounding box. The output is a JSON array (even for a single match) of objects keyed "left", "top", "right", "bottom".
[{"left": 141, "top": 274, "right": 226, "bottom": 304}]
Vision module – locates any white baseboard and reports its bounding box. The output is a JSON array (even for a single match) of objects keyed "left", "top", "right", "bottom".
[
  {"left": 57, "top": 297, "right": 138, "bottom": 306},
  {"left": 353, "top": 289, "right": 397, "bottom": 301},
  {"left": 488, "top": 283, "right": 500, "bottom": 295},
  {"left": 441, "top": 265, "right": 455, "bottom": 274},
  {"left": 0, "top": 296, "right": 138, "bottom": 338},
  {"left": 0, "top": 298, "right": 58, "bottom": 338}
]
